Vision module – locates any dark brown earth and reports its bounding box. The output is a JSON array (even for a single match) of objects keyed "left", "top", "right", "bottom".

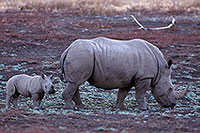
[{"left": 0, "top": 10, "right": 200, "bottom": 132}]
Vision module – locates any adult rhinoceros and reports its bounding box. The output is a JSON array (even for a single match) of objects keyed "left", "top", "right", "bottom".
[{"left": 60, "top": 37, "right": 187, "bottom": 110}]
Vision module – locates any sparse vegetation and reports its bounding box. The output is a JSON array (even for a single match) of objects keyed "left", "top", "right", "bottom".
[
  {"left": 134, "top": 0, "right": 200, "bottom": 12},
  {"left": 0, "top": 0, "right": 133, "bottom": 15},
  {"left": 0, "top": 0, "right": 200, "bottom": 132},
  {"left": 0, "top": 0, "right": 199, "bottom": 15}
]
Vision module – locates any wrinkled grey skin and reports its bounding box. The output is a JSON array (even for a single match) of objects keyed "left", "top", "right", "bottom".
[
  {"left": 6, "top": 73, "right": 55, "bottom": 110},
  {"left": 60, "top": 37, "right": 186, "bottom": 110}
]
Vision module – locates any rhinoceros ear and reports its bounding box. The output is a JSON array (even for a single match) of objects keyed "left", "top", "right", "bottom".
[
  {"left": 168, "top": 59, "right": 173, "bottom": 68},
  {"left": 49, "top": 74, "right": 53, "bottom": 80},
  {"left": 41, "top": 73, "right": 45, "bottom": 80},
  {"left": 168, "top": 87, "right": 173, "bottom": 94}
]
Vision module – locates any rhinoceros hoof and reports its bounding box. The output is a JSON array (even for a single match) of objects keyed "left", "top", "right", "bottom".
[
  {"left": 137, "top": 105, "right": 149, "bottom": 111},
  {"left": 64, "top": 103, "right": 75, "bottom": 110},
  {"left": 14, "top": 106, "right": 20, "bottom": 110},
  {"left": 76, "top": 104, "right": 84, "bottom": 109},
  {"left": 33, "top": 107, "right": 40, "bottom": 110},
  {"left": 5, "top": 107, "right": 11, "bottom": 111},
  {"left": 115, "top": 104, "right": 126, "bottom": 110}
]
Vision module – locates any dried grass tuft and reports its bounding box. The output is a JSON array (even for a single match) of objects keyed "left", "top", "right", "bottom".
[{"left": 0, "top": 0, "right": 199, "bottom": 14}]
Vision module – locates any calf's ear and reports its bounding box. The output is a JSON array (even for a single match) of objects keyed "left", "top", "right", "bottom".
[
  {"left": 49, "top": 74, "right": 53, "bottom": 79},
  {"left": 168, "top": 59, "right": 173, "bottom": 68},
  {"left": 41, "top": 73, "right": 45, "bottom": 80}
]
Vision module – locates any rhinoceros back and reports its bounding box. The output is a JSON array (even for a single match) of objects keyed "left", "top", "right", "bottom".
[
  {"left": 7, "top": 74, "right": 42, "bottom": 97},
  {"left": 61, "top": 37, "right": 166, "bottom": 89},
  {"left": 87, "top": 37, "right": 160, "bottom": 89}
]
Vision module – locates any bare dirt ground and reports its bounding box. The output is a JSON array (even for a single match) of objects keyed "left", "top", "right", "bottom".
[{"left": 0, "top": 9, "right": 200, "bottom": 132}]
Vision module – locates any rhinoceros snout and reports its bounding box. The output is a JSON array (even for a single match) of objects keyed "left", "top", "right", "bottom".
[
  {"left": 162, "top": 103, "right": 176, "bottom": 108},
  {"left": 49, "top": 86, "right": 55, "bottom": 94},
  {"left": 170, "top": 103, "right": 176, "bottom": 108}
]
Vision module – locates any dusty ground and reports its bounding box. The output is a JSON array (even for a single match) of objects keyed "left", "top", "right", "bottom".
[{"left": 0, "top": 9, "right": 200, "bottom": 132}]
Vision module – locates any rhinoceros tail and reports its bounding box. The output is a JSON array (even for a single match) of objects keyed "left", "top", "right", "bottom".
[
  {"left": 59, "top": 48, "right": 69, "bottom": 83},
  {"left": 6, "top": 78, "right": 17, "bottom": 96}
]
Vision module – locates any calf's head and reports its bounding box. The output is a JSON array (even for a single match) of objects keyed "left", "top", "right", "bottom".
[
  {"left": 40, "top": 73, "right": 55, "bottom": 94},
  {"left": 151, "top": 59, "right": 187, "bottom": 108}
]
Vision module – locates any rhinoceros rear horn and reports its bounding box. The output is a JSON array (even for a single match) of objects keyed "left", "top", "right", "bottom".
[{"left": 175, "top": 85, "right": 188, "bottom": 99}]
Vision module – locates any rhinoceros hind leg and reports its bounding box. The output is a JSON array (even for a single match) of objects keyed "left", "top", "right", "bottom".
[
  {"left": 72, "top": 89, "right": 84, "bottom": 109},
  {"left": 135, "top": 79, "right": 151, "bottom": 110},
  {"left": 62, "top": 82, "right": 78, "bottom": 110},
  {"left": 12, "top": 91, "right": 20, "bottom": 109},
  {"left": 6, "top": 82, "right": 17, "bottom": 110},
  {"left": 115, "top": 87, "right": 131, "bottom": 109},
  {"left": 6, "top": 95, "right": 13, "bottom": 110},
  {"left": 12, "top": 98, "right": 19, "bottom": 109}
]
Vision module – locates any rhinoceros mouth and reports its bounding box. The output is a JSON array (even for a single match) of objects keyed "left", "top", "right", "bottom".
[
  {"left": 49, "top": 89, "right": 55, "bottom": 94},
  {"left": 156, "top": 96, "right": 176, "bottom": 109},
  {"left": 161, "top": 103, "right": 176, "bottom": 108}
]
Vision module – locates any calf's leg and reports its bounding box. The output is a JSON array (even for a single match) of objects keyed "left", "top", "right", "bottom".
[
  {"left": 12, "top": 93, "right": 19, "bottom": 109},
  {"left": 6, "top": 95, "right": 13, "bottom": 110},
  {"left": 12, "top": 90, "right": 19, "bottom": 109},
  {"left": 6, "top": 83, "right": 17, "bottom": 110},
  {"left": 32, "top": 93, "right": 41, "bottom": 109},
  {"left": 12, "top": 98, "right": 19, "bottom": 109}
]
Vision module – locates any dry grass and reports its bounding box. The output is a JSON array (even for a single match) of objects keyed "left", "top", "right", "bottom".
[
  {"left": 0, "top": 0, "right": 133, "bottom": 15},
  {"left": 0, "top": 0, "right": 199, "bottom": 14},
  {"left": 134, "top": 0, "right": 200, "bottom": 12}
]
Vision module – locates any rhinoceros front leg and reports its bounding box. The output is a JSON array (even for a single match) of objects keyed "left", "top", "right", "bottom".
[
  {"left": 135, "top": 79, "right": 151, "bottom": 110},
  {"left": 115, "top": 87, "right": 131, "bottom": 109},
  {"left": 32, "top": 93, "right": 41, "bottom": 109},
  {"left": 72, "top": 89, "right": 84, "bottom": 109},
  {"left": 62, "top": 82, "right": 77, "bottom": 110}
]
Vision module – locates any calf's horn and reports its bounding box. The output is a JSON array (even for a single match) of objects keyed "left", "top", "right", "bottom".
[{"left": 176, "top": 85, "right": 188, "bottom": 99}]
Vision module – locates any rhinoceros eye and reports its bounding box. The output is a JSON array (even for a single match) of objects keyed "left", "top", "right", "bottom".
[{"left": 168, "top": 87, "right": 173, "bottom": 94}]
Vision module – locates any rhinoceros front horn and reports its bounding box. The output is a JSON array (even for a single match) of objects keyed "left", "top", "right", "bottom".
[{"left": 175, "top": 85, "right": 188, "bottom": 99}]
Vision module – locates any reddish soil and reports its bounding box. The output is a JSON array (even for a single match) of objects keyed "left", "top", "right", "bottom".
[{"left": 0, "top": 10, "right": 200, "bottom": 132}]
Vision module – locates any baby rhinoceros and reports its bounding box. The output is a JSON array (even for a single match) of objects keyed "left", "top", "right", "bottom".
[{"left": 6, "top": 73, "right": 55, "bottom": 110}]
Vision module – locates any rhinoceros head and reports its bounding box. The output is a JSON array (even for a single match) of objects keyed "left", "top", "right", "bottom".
[
  {"left": 151, "top": 59, "right": 188, "bottom": 108},
  {"left": 41, "top": 73, "right": 55, "bottom": 94}
]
